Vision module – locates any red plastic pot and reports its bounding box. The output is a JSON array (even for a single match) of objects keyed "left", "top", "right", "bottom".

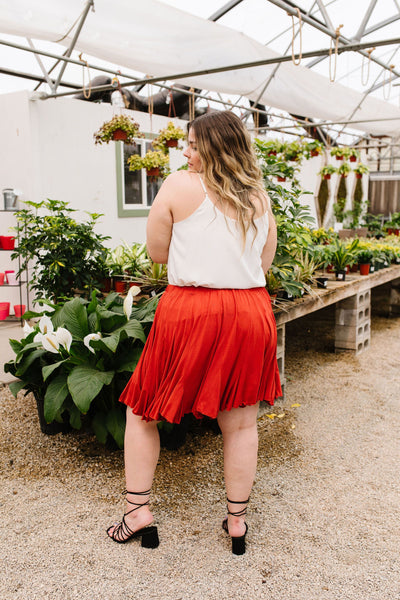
[
  {"left": 14, "top": 304, "right": 26, "bottom": 318},
  {"left": 349, "top": 156, "right": 357, "bottom": 162},
  {"left": 359, "top": 263, "right": 370, "bottom": 276},
  {"left": 355, "top": 173, "right": 362, "bottom": 179},
  {"left": 0, "top": 273, "right": 4, "bottom": 285},
  {"left": 310, "top": 150, "right": 319, "bottom": 157},
  {"left": 1, "top": 236, "right": 15, "bottom": 250},
  {"left": 323, "top": 174, "right": 331, "bottom": 180},
  {"left": 5, "top": 270, "right": 17, "bottom": 285},
  {"left": 0, "top": 302, "right": 10, "bottom": 320},
  {"left": 112, "top": 128, "right": 127, "bottom": 141}
]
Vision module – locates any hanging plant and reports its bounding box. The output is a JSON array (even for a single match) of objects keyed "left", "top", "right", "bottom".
[
  {"left": 330, "top": 147, "right": 350, "bottom": 160},
  {"left": 348, "top": 148, "right": 360, "bottom": 162},
  {"left": 94, "top": 114, "right": 143, "bottom": 145},
  {"left": 319, "top": 164, "right": 337, "bottom": 180},
  {"left": 284, "top": 140, "right": 303, "bottom": 162},
  {"left": 353, "top": 163, "right": 370, "bottom": 179},
  {"left": 304, "top": 140, "right": 324, "bottom": 158},
  {"left": 337, "top": 162, "right": 351, "bottom": 177},
  {"left": 152, "top": 121, "right": 186, "bottom": 152},
  {"left": 127, "top": 150, "right": 169, "bottom": 178}
]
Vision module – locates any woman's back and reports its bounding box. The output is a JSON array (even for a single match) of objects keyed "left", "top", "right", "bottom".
[{"left": 167, "top": 171, "right": 269, "bottom": 289}]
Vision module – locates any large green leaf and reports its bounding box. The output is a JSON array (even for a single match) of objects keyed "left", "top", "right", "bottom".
[
  {"left": 8, "top": 338, "right": 24, "bottom": 354},
  {"left": 15, "top": 349, "right": 46, "bottom": 377},
  {"left": 42, "top": 360, "right": 67, "bottom": 382},
  {"left": 106, "top": 408, "right": 126, "bottom": 449},
  {"left": 116, "top": 347, "right": 143, "bottom": 373},
  {"left": 8, "top": 380, "right": 27, "bottom": 398},
  {"left": 68, "top": 365, "right": 114, "bottom": 413},
  {"left": 119, "top": 319, "right": 146, "bottom": 343},
  {"left": 44, "top": 374, "right": 69, "bottom": 422},
  {"left": 91, "top": 412, "right": 108, "bottom": 444},
  {"left": 55, "top": 298, "right": 89, "bottom": 339}
]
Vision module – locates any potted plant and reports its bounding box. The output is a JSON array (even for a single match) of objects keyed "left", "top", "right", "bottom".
[
  {"left": 348, "top": 148, "right": 360, "bottom": 162},
  {"left": 94, "top": 114, "right": 143, "bottom": 145},
  {"left": 284, "top": 140, "right": 303, "bottom": 162},
  {"left": 327, "top": 238, "right": 359, "bottom": 280},
  {"left": 305, "top": 140, "right": 324, "bottom": 158},
  {"left": 330, "top": 147, "right": 349, "bottom": 161},
  {"left": 11, "top": 199, "right": 110, "bottom": 302},
  {"left": 319, "top": 164, "right": 337, "bottom": 180},
  {"left": 127, "top": 150, "right": 169, "bottom": 178},
  {"left": 384, "top": 212, "right": 400, "bottom": 236},
  {"left": 356, "top": 247, "right": 373, "bottom": 275},
  {"left": 4, "top": 293, "right": 158, "bottom": 446},
  {"left": 353, "top": 163, "right": 370, "bottom": 179},
  {"left": 152, "top": 121, "right": 186, "bottom": 151},
  {"left": 337, "top": 162, "right": 351, "bottom": 178}
]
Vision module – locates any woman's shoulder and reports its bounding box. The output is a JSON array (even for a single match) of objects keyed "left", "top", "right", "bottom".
[{"left": 164, "top": 169, "right": 199, "bottom": 187}]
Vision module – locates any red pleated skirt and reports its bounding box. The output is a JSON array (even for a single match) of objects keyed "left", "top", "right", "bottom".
[{"left": 120, "top": 285, "right": 282, "bottom": 423}]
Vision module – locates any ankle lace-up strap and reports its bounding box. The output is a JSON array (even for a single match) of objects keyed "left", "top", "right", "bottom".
[
  {"left": 123, "top": 489, "right": 152, "bottom": 516},
  {"left": 227, "top": 497, "right": 250, "bottom": 518}
]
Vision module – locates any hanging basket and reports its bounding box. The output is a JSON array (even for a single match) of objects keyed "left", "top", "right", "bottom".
[
  {"left": 349, "top": 156, "right": 357, "bottom": 162},
  {"left": 310, "top": 150, "right": 319, "bottom": 157},
  {"left": 165, "top": 139, "right": 179, "bottom": 148},
  {"left": 323, "top": 174, "right": 331, "bottom": 180},
  {"left": 277, "top": 176, "right": 286, "bottom": 182},
  {"left": 112, "top": 129, "right": 128, "bottom": 141},
  {"left": 355, "top": 173, "right": 363, "bottom": 179},
  {"left": 335, "top": 155, "right": 344, "bottom": 160},
  {"left": 146, "top": 167, "right": 161, "bottom": 177}
]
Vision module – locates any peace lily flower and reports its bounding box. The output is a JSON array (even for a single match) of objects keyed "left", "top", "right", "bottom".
[
  {"left": 123, "top": 286, "right": 141, "bottom": 320},
  {"left": 38, "top": 314, "right": 54, "bottom": 335},
  {"left": 83, "top": 332, "right": 102, "bottom": 354},
  {"left": 23, "top": 322, "right": 35, "bottom": 337},
  {"left": 55, "top": 327, "right": 73, "bottom": 352},
  {"left": 35, "top": 331, "right": 60, "bottom": 354}
]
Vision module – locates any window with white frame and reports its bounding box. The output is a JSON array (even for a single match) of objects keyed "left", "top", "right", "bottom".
[{"left": 118, "top": 139, "right": 163, "bottom": 215}]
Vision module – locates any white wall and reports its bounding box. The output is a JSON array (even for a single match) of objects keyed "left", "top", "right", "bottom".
[{"left": 0, "top": 90, "right": 187, "bottom": 247}]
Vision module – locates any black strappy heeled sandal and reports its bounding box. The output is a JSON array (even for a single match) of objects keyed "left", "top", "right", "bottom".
[
  {"left": 107, "top": 489, "right": 159, "bottom": 548},
  {"left": 222, "top": 497, "right": 249, "bottom": 555}
]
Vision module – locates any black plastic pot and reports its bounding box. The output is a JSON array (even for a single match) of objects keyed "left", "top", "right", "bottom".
[
  {"left": 335, "top": 270, "right": 346, "bottom": 281},
  {"left": 316, "top": 277, "right": 328, "bottom": 289},
  {"left": 34, "top": 393, "right": 71, "bottom": 435}
]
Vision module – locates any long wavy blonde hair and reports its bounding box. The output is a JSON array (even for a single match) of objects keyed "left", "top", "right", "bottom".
[{"left": 188, "top": 111, "right": 267, "bottom": 241}]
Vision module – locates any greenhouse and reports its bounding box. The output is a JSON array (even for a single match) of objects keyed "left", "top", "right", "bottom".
[{"left": 0, "top": 1, "right": 399, "bottom": 598}]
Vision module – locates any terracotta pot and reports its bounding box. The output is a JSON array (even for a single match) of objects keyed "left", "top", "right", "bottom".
[
  {"left": 166, "top": 139, "right": 178, "bottom": 148},
  {"left": 114, "top": 280, "right": 127, "bottom": 293},
  {"left": 349, "top": 156, "right": 357, "bottom": 162},
  {"left": 359, "top": 263, "right": 370, "bottom": 276},
  {"left": 112, "top": 128, "right": 128, "bottom": 141},
  {"left": 146, "top": 167, "right": 160, "bottom": 177},
  {"left": 277, "top": 176, "right": 286, "bottom": 182}
]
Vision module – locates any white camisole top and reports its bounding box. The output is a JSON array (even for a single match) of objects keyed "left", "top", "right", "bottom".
[{"left": 167, "top": 176, "right": 269, "bottom": 289}]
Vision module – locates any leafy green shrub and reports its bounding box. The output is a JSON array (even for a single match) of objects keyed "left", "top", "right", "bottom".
[
  {"left": 4, "top": 292, "right": 160, "bottom": 448},
  {"left": 12, "top": 199, "right": 110, "bottom": 302}
]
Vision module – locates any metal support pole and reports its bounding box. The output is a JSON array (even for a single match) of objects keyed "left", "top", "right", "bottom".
[
  {"left": 54, "top": 0, "right": 95, "bottom": 91},
  {"left": 26, "top": 38, "right": 57, "bottom": 94}
]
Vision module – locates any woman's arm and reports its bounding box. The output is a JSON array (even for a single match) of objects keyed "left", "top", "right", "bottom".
[
  {"left": 261, "top": 209, "right": 278, "bottom": 273},
  {"left": 146, "top": 179, "right": 174, "bottom": 264}
]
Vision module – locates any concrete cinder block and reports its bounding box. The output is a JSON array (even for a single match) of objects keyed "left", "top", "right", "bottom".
[
  {"left": 338, "top": 290, "right": 371, "bottom": 311},
  {"left": 336, "top": 306, "right": 370, "bottom": 328}
]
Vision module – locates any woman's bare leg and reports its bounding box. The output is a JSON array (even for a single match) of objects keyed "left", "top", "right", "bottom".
[
  {"left": 217, "top": 403, "right": 259, "bottom": 537},
  {"left": 108, "top": 408, "right": 160, "bottom": 538}
]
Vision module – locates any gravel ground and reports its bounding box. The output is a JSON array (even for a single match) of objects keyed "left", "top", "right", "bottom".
[{"left": 1, "top": 306, "right": 399, "bottom": 600}]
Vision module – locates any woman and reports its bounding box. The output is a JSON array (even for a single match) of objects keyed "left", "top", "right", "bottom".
[{"left": 107, "top": 111, "right": 282, "bottom": 555}]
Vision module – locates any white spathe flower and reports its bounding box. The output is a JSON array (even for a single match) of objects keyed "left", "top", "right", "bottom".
[
  {"left": 55, "top": 327, "right": 72, "bottom": 352},
  {"left": 83, "top": 332, "right": 102, "bottom": 354},
  {"left": 38, "top": 314, "right": 54, "bottom": 335},
  {"left": 23, "top": 322, "right": 35, "bottom": 337},
  {"left": 123, "top": 285, "right": 141, "bottom": 320},
  {"left": 37, "top": 332, "right": 60, "bottom": 354}
]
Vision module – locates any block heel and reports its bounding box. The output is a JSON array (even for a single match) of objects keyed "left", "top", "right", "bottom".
[
  {"left": 140, "top": 526, "right": 159, "bottom": 548},
  {"left": 222, "top": 496, "right": 249, "bottom": 555}
]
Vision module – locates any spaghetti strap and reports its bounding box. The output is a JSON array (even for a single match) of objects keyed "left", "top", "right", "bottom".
[{"left": 198, "top": 175, "right": 208, "bottom": 195}]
